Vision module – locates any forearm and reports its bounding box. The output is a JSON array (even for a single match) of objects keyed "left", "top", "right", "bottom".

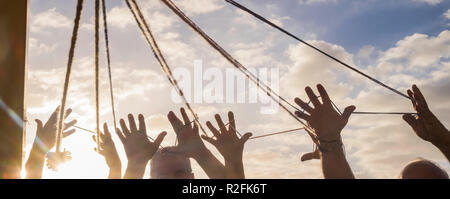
[
  {"left": 320, "top": 147, "right": 355, "bottom": 179},
  {"left": 108, "top": 166, "right": 122, "bottom": 179},
  {"left": 224, "top": 156, "right": 245, "bottom": 179},
  {"left": 124, "top": 161, "right": 147, "bottom": 179},
  {"left": 193, "top": 148, "right": 227, "bottom": 179},
  {"left": 433, "top": 135, "right": 450, "bottom": 162},
  {"left": 25, "top": 144, "right": 46, "bottom": 179}
]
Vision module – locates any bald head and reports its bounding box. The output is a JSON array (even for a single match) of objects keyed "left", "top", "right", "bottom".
[
  {"left": 400, "top": 158, "right": 449, "bottom": 179},
  {"left": 150, "top": 147, "right": 193, "bottom": 179}
]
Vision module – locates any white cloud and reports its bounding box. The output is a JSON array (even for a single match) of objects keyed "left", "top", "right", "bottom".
[
  {"left": 174, "top": 0, "right": 224, "bottom": 15},
  {"left": 379, "top": 30, "right": 450, "bottom": 68},
  {"left": 107, "top": 5, "right": 134, "bottom": 29},
  {"left": 445, "top": 9, "right": 450, "bottom": 19},
  {"left": 28, "top": 37, "right": 57, "bottom": 55},
  {"left": 31, "top": 8, "right": 72, "bottom": 33},
  {"left": 298, "top": 0, "right": 338, "bottom": 5},
  {"left": 413, "top": 0, "right": 443, "bottom": 5}
]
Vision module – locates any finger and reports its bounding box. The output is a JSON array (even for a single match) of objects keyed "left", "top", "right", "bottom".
[
  {"left": 240, "top": 132, "right": 253, "bottom": 144},
  {"left": 103, "top": 123, "right": 111, "bottom": 138},
  {"left": 305, "top": 86, "right": 321, "bottom": 108},
  {"left": 407, "top": 89, "right": 417, "bottom": 110},
  {"left": 94, "top": 147, "right": 104, "bottom": 155},
  {"left": 128, "top": 114, "right": 138, "bottom": 133},
  {"left": 64, "top": 108, "right": 73, "bottom": 119},
  {"left": 63, "top": 120, "right": 77, "bottom": 130},
  {"left": 301, "top": 151, "right": 320, "bottom": 162},
  {"left": 215, "top": 114, "right": 227, "bottom": 133},
  {"left": 62, "top": 129, "right": 76, "bottom": 138},
  {"left": 206, "top": 121, "right": 220, "bottom": 137},
  {"left": 342, "top": 105, "right": 356, "bottom": 121},
  {"left": 180, "top": 108, "right": 191, "bottom": 126},
  {"left": 35, "top": 119, "right": 43, "bottom": 131},
  {"left": 228, "top": 111, "right": 236, "bottom": 131},
  {"left": 295, "top": 111, "right": 311, "bottom": 121},
  {"left": 92, "top": 135, "right": 97, "bottom": 143},
  {"left": 153, "top": 131, "right": 167, "bottom": 148},
  {"left": 294, "top": 98, "right": 313, "bottom": 113},
  {"left": 412, "top": 85, "right": 428, "bottom": 108},
  {"left": 120, "top": 119, "right": 130, "bottom": 137},
  {"left": 138, "top": 114, "right": 147, "bottom": 135},
  {"left": 48, "top": 106, "right": 61, "bottom": 123},
  {"left": 115, "top": 128, "right": 126, "bottom": 144},
  {"left": 92, "top": 135, "right": 103, "bottom": 145},
  {"left": 201, "top": 135, "right": 217, "bottom": 146},
  {"left": 316, "top": 84, "right": 332, "bottom": 106},
  {"left": 167, "top": 111, "right": 184, "bottom": 134},
  {"left": 403, "top": 114, "right": 419, "bottom": 130},
  {"left": 192, "top": 122, "right": 199, "bottom": 135}
]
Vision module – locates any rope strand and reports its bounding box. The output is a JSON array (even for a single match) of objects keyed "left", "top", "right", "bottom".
[
  {"left": 94, "top": 0, "right": 101, "bottom": 151},
  {"left": 224, "top": 0, "right": 410, "bottom": 100},
  {"left": 160, "top": 0, "right": 312, "bottom": 134},
  {"left": 101, "top": 0, "right": 118, "bottom": 133},
  {"left": 56, "top": 0, "right": 84, "bottom": 153},
  {"left": 125, "top": 0, "right": 209, "bottom": 136}
]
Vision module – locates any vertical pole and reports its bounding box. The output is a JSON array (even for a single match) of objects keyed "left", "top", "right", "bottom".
[{"left": 0, "top": 0, "right": 28, "bottom": 179}]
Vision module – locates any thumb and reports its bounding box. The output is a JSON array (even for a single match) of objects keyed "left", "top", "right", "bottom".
[
  {"left": 240, "top": 132, "right": 253, "bottom": 144},
  {"left": 35, "top": 119, "right": 43, "bottom": 131},
  {"left": 301, "top": 151, "right": 320, "bottom": 162},
  {"left": 153, "top": 131, "right": 167, "bottom": 148},
  {"left": 403, "top": 114, "right": 419, "bottom": 130},
  {"left": 342, "top": 105, "right": 356, "bottom": 121}
]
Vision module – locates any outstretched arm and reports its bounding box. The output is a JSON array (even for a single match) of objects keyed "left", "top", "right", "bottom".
[
  {"left": 167, "top": 108, "right": 226, "bottom": 179},
  {"left": 403, "top": 85, "right": 450, "bottom": 162},
  {"left": 295, "top": 84, "right": 355, "bottom": 179},
  {"left": 25, "top": 106, "right": 77, "bottom": 179},
  {"left": 93, "top": 123, "right": 122, "bottom": 179},
  {"left": 202, "top": 112, "right": 252, "bottom": 179},
  {"left": 116, "top": 114, "right": 166, "bottom": 179}
]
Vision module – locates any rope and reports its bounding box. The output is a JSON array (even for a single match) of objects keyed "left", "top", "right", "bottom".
[
  {"left": 74, "top": 125, "right": 164, "bottom": 149},
  {"left": 55, "top": 0, "right": 84, "bottom": 153},
  {"left": 94, "top": 0, "right": 101, "bottom": 151},
  {"left": 160, "top": 0, "right": 313, "bottom": 134},
  {"left": 224, "top": 0, "right": 410, "bottom": 100},
  {"left": 249, "top": 128, "right": 305, "bottom": 140},
  {"left": 125, "top": 0, "right": 209, "bottom": 136},
  {"left": 101, "top": 0, "right": 118, "bottom": 134},
  {"left": 224, "top": 122, "right": 305, "bottom": 140},
  {"left": 353, "top": 112, "right": 416, "bottom": 115}
]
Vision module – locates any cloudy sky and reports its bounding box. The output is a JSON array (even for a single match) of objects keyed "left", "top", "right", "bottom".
[{"left": 25, "top": 0, "right": 450, "bottom": 178}]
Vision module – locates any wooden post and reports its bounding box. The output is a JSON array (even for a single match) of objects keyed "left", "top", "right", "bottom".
[{"left": 0, "top": 0, "right": 28, "bottom": 179}]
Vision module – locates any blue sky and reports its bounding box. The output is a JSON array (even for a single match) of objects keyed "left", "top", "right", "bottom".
[{"left": 26, "top": 0, "right": 450, "bottom": 178}]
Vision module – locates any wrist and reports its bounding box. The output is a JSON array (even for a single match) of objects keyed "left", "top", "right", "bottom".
[
  {"left": 432, "top": 134, "right": 450, "bottom": 150},
  {"left": 109, "top": 163, "right": 122, "bottom": 171},
  {"left": 224, "top": 154, "right": 243, "bottom": 164},
  {"left": 127, "top": 159, "right": 148, "bottom": 168},
  {"left": 317, "top": 138, "right": 345, "bottom": 156}
]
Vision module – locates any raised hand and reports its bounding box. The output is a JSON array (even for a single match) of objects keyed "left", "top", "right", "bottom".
[
  {"left": 167, "top": 108, "right": 205, "bottom": 158},
  {"left": 167, "top": 108, "right": 226, "bottom": 179},
  {"left": 403, "top": 85, "right": 450, "bottom": 161},
  {"left": 294, "top": 85, "right": 355, "bottom": 142},
  {"left": 26, "top": 106, "right": 77, "bottom": 178},
  {"left": 117, "top": 114, "right": 166, "bottom": 179},
  {"left": 202, "top": 111, "right": 252, "bottom": 179},
  {"left": 294, "top": 84, "right": 355, "bottom": 179},
  {"left": 93, "top": 123, "right": 122, "bottom": 179},
  {"left": 35, "top": 106, "right": 77, "bottom": 150}
]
